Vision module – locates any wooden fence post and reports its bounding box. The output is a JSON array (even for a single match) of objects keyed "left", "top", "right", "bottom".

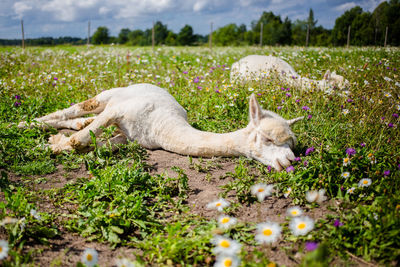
[
  {"left": 21, "top": 20, "right": 25, "bottom": 49},
  {"left": 347, "top": 25, "right": 351, "bottom": 48},
  {"left": 306, "top": 24, "right": 309, "bottom": 47},
  {"left": 384, "top": 26, "right": 388, "bottom": 47},
  {"left": 209, "top": 22, "right": 213, "bottom": 50},
  {"left": 260, "top": 22, "right": 263, "bottom": 47},
  {"left": 87, "top": 21, "right": 90, "bottom": 46},
  {"left": 152, "top": 21, "right": 155, "bottom": 51}
]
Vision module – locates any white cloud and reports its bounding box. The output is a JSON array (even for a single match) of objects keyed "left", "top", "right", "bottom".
[
  {"left": 335, "top": 2, "right": 357, "bottom": 12},
  {"left": 13, "top": 2, "right": 33, "bottom": 19}
]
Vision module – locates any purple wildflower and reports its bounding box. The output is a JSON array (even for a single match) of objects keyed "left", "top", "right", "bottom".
[
  {"left": 183, "top": 71, "right": 188, "bottom": 74},
  {"left": 305, "top": 242, "right": 319, "bottom": 252},
  {"left": 294, "top": 157, "right": 302, "bottom": 162},
  {"left": 347, "top": 99, "right": 353, "bottom": 103},
  {"left": 388, "top": 123, "right": 394, "bottom": 128},
  {"left": 193, "top": 77, "right": 200, "bottom": 83},
  {"left": 277, "top": 106, "right": 282, "bottom": 110},
  {"left": 15, "top": 95, "right": 21, "bottom": 100},
  {"left": 267, "top": 166, "right": 272, "bottom": 172},
  {"left": 70, "top": 102, "right": 75, "bottom": 106},
  {"left": 302, "top": 106, "right": 310, "bottom": 111},
  {"left": 215, "top": 90, "right": 220, "bottom": 93},
  {"left": 286, "top": 93, "right": 292, "bottom": 97},
  {"left": 295, "top": 99, "right": 300, "bottom": 103},
  {"left": 393, "top": 113, "right": 399, "bottom": 119},
  {"left": 197, "top": 86, "right": 202, "bottom": 90},
  {"left": 360, "top": 143, "right": 366, "bottom": 147},
  {"left": 54, "top": 77, "right": 58, "bottom": 81},
  {"left": 307, "top": 114, "right": 312, "bottom": 119},
  {"left": 383, "top": 170, "right": 390, "bottom": 176},
  {"left": 334, "top": 219, "right": 344, "bottom": 227},
  {"left": 14, "top": 102, "right": 21, "bottom": 107},
  {"left": 286, "top": 166, "right": 295, "bottom": 172},
  {"left": 345, "top": 148, "right": 356, "bottom": 156},
  {"left": 303, "top": 161, "right": 308, "bottom": 167},
  {"left": 305, "top": 146, "right": 315, "bottom": 156}
]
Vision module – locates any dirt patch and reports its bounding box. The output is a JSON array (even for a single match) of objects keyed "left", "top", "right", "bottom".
[{"left": 1, "top": 149, "right": 343, "bottom": 266}]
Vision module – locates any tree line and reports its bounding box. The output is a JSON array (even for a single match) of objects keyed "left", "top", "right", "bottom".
[{"left": 1, "top": 0, "right": 399, "bottom": 47}]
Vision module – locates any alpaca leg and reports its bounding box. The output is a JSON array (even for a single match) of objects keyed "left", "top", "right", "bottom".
[
  {"left": 49, "top": 113, "right": 112, "bottom": 153},
  {"left": 42, "top": 117, "right": 96, "bottom": 130},
  {"left": 18, "top": 97, "right": 105, "bottom": 128}
]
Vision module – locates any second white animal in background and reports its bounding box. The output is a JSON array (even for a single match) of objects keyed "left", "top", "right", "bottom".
[{"left": 231, "top": 55, "right": 349, "bottom": 91}]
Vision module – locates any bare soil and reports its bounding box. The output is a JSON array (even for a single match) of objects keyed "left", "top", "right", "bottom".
[{"left": 1, "top": 149, "right": 353, "bottom": 267}]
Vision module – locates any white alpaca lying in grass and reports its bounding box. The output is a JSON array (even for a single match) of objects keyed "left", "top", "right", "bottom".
[
  {"left": 231, "top": 55, "right": 349, "bottom": 91},
  {"left": 19, "top": 83, "right": 303, "bottom": 171}
]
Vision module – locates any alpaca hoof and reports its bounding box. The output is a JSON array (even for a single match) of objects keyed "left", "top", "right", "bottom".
[{"left": 49, "top": 134, "right": 72, "bottom": 153}]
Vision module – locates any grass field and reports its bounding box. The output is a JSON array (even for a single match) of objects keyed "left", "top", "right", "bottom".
[{"left": 0, "top": 45, "right": 399, "bottom": 266}]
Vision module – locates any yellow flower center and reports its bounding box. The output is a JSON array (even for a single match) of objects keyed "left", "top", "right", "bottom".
[
  {"left": 220, "top": 240, "right": 230, "bottom": 248},
  {"left": 258, "top": 188, "right": 265, "bottom": 192},
  {"left": 221, "top": 217, "right": 230, "bottom": 224},
  {"left": 223, "top": 259, "right": 233, "bottom": 267},
  {"left": 291, "top": 210, "right": 298, "bottom": 216},
  {"left": 344, "top": 158, "right": 349, "bottom": 163},
  {"left": 0, "top": 246, "right": 2, "bottom": 252},
  {"left": 368, "top": 153, "right": 373, "bottom": 157},
  {"left": 216, "top": 202, "right": 222, "bottom": 207},
  {"left": 267, "top": 263, "right": 276, "bottom": 267},
  {"left": 263, "top": 228, "right": 272, "bottom": 236},
  {"left": 298, "top": 223, "right": 306, "bottom": 229},
  {"left": 363, "top": 180, "right": 368, "bottom": 184},
  {"left": 86, "top": 254, "right": 93, "bottom": 261}
]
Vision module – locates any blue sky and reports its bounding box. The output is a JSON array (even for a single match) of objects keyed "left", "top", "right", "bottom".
[{"left": 0, "top": 0, "right": 386, "bottom": 39}]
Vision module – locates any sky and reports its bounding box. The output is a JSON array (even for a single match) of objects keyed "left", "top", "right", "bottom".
[{"left": 0, "top": 0, "right": 386, "bottom": 39}]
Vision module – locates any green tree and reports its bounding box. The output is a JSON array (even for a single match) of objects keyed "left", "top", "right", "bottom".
[
  {"left": 153, "top": 21, "right": 169, "bottom": 45},
  {"left": 92, "top": 26, "right": 110, "bottom": 45},
  {"left": 118, "top": 28, "right": 130, "bottom": 44},
  {"left": 177, "top": 25, "right": 195, "bottom": 45},
  {"left": 165, "top": 31, "right": 177, "bottom": 46},
  {"left": 332, "top": 6, "right": 363, "bottom": 46},
  {"left": 128, "top": 30, "right": 149, "bottom": 46},
  {"left": 213, "top": 23, "right": 241, "bottom": 46},
  {"left": 251, "top": 11, "right": 292, "bottom": 45}
]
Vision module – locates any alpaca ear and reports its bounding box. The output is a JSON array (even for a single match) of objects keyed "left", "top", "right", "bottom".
[
  {"left": 324, "top": 70, "right": 331, "bottom": 81},
  {"left": 287, "top": 116, "right": 304, "bottom": 126},
  {"left": 249, "top": 93, "right": 262, "bottom": 126}
]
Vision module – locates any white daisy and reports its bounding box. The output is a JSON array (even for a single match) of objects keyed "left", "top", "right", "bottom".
[
  {"left": 211, "top": 235, "right": 242, "bottom": 255},
  {"left": 283, "top": 187, "right": 292, "bottom": 198},
  {"left": 217, "top": 216, "right": 237, "bottom": 229},
  {"left": 341, "top": 172, "right": 350, "bottom": 179},
  {"left": 81, "top": 248, "right": 98, "bottom": 267},
  {"left": 358, "top": 178, "right": 372, "bottom": 188},
  {"left": 255, "top": 222, "right": 282, "bottom": 244},
  {"left": 342, "top": 109, "right": 349, "bottom": 115},
  {"left": 347, "top": 187, "right": 355, "bottom": 194},
  {"left": 305, "top": 189, "right": 327, "bottom": 204},
  {"left": 206, "top": 198, "right": 230, "bottom": 212},
  {"left": 214, "top": 254, "right": 240, "bottom": 267},
  {"left": 287, "top": 206, "right": 303, "bottom": 217},
  {"left": 0, "top": 239, "right": 9, "bottom": 260},
  {"left": 289, "top": 216, "right": 315, "bottom": 236},
  {"left": 384, "top": 92, "right": 392, "bottom": 97},
  {"left": 250, "top": 183, "right": 273, "bottom": 201},
  {"left": 342, "top": 157, "right": 351, "bottom": 166},
  {"left": 115, "top": 258, "right": 135, "bottom": 267}
]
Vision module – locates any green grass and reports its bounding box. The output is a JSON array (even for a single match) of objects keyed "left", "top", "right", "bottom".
[{"left": 0, "top": 45, "right": 399, "bottom": 266}]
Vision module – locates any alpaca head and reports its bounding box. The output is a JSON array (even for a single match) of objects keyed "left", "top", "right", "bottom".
[
  {"left": 245, "top": 94, "right": 302, "bottom": 171},
  {"left": 323, "top": 70, "right": 350, "bottom": 89}
]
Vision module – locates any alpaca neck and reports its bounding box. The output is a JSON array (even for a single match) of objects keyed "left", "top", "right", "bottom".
[
  {"left": 158, "top": 122, "right": 249, "bottom": 157},
  {"left": 286, "top": 75, "right": 327, "bottom": 91}
]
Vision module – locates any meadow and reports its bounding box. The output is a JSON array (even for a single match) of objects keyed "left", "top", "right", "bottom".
[{"left": 0, "top": 45, "right": 399, "bottom": 266}]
